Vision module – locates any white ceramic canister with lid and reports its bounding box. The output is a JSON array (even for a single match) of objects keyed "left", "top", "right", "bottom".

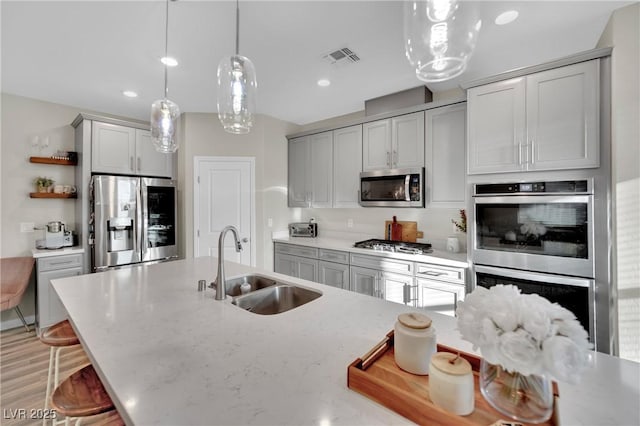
[
  {"left": 428, "top": 352, "right": 474, "bottom": 415},
  {"left": 394, "top": 312, "right": 436, "bottom": 375}
]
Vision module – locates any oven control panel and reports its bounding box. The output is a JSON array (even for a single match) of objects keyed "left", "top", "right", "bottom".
[{"left": 475, "top": 179, "right": 590, "bottom": 195}]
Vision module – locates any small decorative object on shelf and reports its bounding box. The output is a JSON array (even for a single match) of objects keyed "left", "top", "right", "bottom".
[
  {"left": 456, "top": 285, "right": 592, "bottom": 423},
  {"left": 452, "top": 209, "right": 467, "bottom": 233},
  {"left": 34, "top": 176, "right": 54, "bottom": 193}
]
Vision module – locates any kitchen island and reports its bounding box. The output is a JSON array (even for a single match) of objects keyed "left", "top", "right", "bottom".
[{"left": 52, "top": 257, "right": 639, "bottom": 425}]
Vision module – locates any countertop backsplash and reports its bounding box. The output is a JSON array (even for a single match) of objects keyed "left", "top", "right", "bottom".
[{"left": 299, "top": 207, "right": 467, "bottom": 252}]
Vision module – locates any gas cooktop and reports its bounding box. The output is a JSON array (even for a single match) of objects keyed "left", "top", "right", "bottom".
[{"left": 354, "top": 239, "right": 432, "bottom": 255}]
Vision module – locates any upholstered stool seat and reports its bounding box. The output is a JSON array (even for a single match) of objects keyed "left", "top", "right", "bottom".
[{"left": 0, "top": 257, "right": 35, "bottom": 332}]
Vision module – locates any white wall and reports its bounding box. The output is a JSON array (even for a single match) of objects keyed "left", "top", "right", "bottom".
[
  {"left": 1, "top": 94, "right": 82, "bottom": 327},
  {"left": 178, "top": 112, "right": 298, "bottom": 270},
  {"left": 598, "top": 2, "right": 640, "bottom": 362}
]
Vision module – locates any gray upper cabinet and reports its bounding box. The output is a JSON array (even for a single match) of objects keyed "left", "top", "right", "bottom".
[
  {"left": 288, "top": 136, "right": 309, "bottom": 207},
  {"left": 467, "top": 60, "right": 599, "bottom": 175},
  {"left": 425, "top": 103, "right": 466, "bottom": 208},
  {"left": 287, "top": 131, "right": 333, "bottom": 208},
  {"left": 363, "top": 111, "right": 425, "bottom": 171},
  {"left": 332, "top": 125, "right": 362, "bottom": 208},
  {"left": 91, "top": 121, "right": 174, "bottom": 178}
]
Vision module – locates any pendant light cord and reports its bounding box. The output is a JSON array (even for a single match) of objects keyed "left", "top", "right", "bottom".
[
  {"left": 235, "top": 0, "right": 240, "bottom": 56},
  {"left": 163, "top": 0, "right": 170, "bottom": 98}
]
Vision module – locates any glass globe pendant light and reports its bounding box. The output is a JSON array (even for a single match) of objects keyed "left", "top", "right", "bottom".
[
  {"left": 404, "top": 0, "right": 482, "bottom": 83},
  {"left": 217, "top": 0, "right": 257, "bottom": 134},
  {"left": 150, "top": 0, "right": 180, "bottom": 153}
]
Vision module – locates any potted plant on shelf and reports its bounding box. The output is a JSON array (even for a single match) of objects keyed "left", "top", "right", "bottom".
[{"left": 34, "top": 176, "right": 54, "bottom": 193}]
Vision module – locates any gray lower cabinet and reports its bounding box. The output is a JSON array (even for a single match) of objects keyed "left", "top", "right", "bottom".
[
  {"left": 36, "top": 253, "right": 83, "bottom": 332},
  {"left": 274, "top": 253, "right": 318, "bottom": 282},
  {"left": 349, "top": 266, "right": 380, "bottom": 297},
  {"left": 382, "top": 272, "right": 418, "bottom": 307},
  {"left": 415, "top": 262, "right": 466, "bottom": 317},
  {"left": 318, "top": 260, "right": 349, "bottom": 290}
]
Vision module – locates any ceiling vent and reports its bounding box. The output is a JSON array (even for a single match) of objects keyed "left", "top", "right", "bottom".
[{"left": 323, "top": 47, "right": 361, "bottom": 66}]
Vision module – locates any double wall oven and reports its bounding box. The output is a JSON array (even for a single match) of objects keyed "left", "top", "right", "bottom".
[{"left": 471, "top": 179, "right": 604, "bottom": 350}]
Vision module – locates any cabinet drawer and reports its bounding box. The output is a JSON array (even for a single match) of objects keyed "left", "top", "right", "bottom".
[
  {"left": 37, "top": 254, "right": 83, "bottom": 272},
  {"left": 350, "top": 254, "right": 413, "bottom": 275},
  {"left": 318, "top": 248, "right": 349, "bottom": 264},
  {"left": 274, "top": 243, "right": 318, "bottom": 259},
  {"left": 415, "top": 263, "right": 465, "bottom": 284}
]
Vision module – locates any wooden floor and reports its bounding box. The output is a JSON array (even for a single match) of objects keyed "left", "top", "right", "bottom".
[{"left": 0, "top": 327, "right": 122, "bottom": 425}]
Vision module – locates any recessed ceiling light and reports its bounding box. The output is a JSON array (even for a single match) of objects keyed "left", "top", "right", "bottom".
[
  {"left": 317, "top": 79, "right": 331, "bottom": 87},
  {"left": 122, "top": 90, "right": 138, "bottom": 98},
  {"left": 161, "top": 56, "right": 178, "bottom": 67},
  {"left": 495, "top": 10, "right": 519, "bottom": 25}
]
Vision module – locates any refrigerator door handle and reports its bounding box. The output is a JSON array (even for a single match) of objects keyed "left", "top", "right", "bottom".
[{"left": 137, "top": 178, "right": 145, "bottom": 260}]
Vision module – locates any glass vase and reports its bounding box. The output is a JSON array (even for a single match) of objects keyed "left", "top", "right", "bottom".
[{"left": 479, "top": 358, "right": 553, "bottom": 424}]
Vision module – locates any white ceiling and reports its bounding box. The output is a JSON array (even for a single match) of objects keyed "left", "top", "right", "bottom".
[{"left": 1, "top": 1, "right": 632, "bottom": 126}]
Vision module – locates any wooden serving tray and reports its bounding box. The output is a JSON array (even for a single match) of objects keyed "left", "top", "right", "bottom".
[{"left": 348, "top": 331, "right": 559, "bottom": 426}]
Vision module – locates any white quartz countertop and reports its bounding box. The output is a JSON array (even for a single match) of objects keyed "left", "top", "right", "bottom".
[
  {"left": 52, "top": 258, "right": 639, "bottom": 426},
  {"left": 32, "top": 246, "right": 84, "bottom": 258},
  {"left": 273, "top": 236, "right": 469, "bottom": 268}
]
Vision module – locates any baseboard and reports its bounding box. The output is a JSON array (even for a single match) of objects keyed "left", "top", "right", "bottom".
[{"left": 0, "top": 315, "right": 36, "bottom": 331}]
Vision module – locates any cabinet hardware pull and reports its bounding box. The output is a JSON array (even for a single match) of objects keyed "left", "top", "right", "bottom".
[
  {"left": 50, "top": 260, "right": 73, "bottom": 266},
  {"left": 529, "top": 140, "right": 535, "bottom": 165},
  {"left": 137, "top": 157, "right": 141, "bottom": 171},
  {"left": 421, "top": 270, "right": 445, "bottom": 276},
  {"left": 393, "top": 150, "right": 397, "bottom": 167},
  {"left": 386, "top": 151, "right": 390, "bottom": 167},
  {"left": 130, "top": 156, "right": 134, "bottom": 171}
]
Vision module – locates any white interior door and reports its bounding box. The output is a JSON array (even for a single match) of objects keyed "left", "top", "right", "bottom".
[{"left": 194, "top": 157, "right": 255, "bottom": 266}]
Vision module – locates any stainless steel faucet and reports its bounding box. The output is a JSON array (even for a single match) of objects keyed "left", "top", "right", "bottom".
[{"left": 214, "top": 225, "right": 243, "bottom": 300}]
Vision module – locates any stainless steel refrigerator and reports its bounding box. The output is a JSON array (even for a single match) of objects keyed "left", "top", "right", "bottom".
[{"left": 90, "top": 175, "right": 178, "bottom": 272}]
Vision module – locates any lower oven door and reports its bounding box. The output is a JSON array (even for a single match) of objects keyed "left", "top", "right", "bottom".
[{"left": 473, "top": 265, "right": 596, "bottom": 347}]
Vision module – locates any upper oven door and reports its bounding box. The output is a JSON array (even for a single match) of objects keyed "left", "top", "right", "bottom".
[
  {"left": 472, "top": 194, "right": 595, "bottom": 278},
  {"left": 359, "top": 168, "right": 424, "bottom": 207}
]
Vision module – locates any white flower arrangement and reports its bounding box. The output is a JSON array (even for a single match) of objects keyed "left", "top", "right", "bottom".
[{"left": 456, "top": 285, "right": 592, "bottom": 384}]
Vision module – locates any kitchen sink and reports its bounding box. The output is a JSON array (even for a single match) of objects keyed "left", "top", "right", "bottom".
[
  {"left": 225, "top": 274, "right": 278, "bottom": 297},
  {"left": 232, "top": 284, "right": 322, "bottom": 315}
]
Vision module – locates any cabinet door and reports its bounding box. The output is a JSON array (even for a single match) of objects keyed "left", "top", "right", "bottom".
[
  {"left": 382, "top": 273, "right": 417, "bottom": 307},
  {"left": 135, "top": 129, "right": 174, "bottom": 178},
  {"left": 362, "top": 120, "right": 392, "bottom": 171},
  {"left": 37, "top": 266, "right": 82, "bottom": 331},
  {"left": 392, "top": 112, "right": 425, "bottom": 169},
  {"left": 91, "top": 122, "right": 136, "bottom": 174},
  {"left": 333, "top": 125, "right": 362, "bottom": 208},
  {"left": 349, "top": 266, "right": 379, "bottom": 297},
  {"left": 467, "top": 78, "right": 526, "bottom": 174},
  {"left": 526, "top": 60, "right": 599, "bottom": 171},
  {"left": 297, "top": 257, "right": 318, "bottom": 282},
  {"left": 309, "top": 131, "right": 333, "bottom": 208},
  {"left": 288, "top": 136, "right": 310, "bottom": 207},
  {"left": 318, "top": 261, "right": 349, "bottom": 290},
  {"left": 274, "top": 253, "right": 297, "bottom": 277},
  {"left": 417, "top": 278, "right": 465, "bottom": 317},
  {"left": 425, "top": 104, "right": 466, "bottom": 207}
]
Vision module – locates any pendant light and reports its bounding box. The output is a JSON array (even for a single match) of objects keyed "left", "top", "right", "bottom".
[
  {"left": 150, "top": 0, "right": 180, "bottom": 153},
  {"left": 217, "top": 0, "right": 257, "bottom": 134},
  {"left": 404, "top": 0, "right": 482, "bottom": 83}
]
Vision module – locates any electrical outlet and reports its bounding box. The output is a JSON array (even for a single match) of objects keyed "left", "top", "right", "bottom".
[
  {"left": 20, "top": 222, "right": 35, "bottom": 233},
  {"left": 347, "top": 218, "right": 354, "bottom": 228},
  {"left": 267, "top": 218, "right": 273, "bottom": 228}
]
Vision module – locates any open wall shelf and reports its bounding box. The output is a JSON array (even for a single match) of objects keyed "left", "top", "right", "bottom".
[
  {"left": 29, "top": 192, "right": 77, "bottom": 199},
  {"left": 30, "top": 156, "right": 77, "bottom": 166}
]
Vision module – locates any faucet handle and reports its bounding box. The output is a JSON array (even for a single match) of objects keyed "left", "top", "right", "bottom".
[{"left": 242, "top": 237, "right": 249, "bottom": 243}]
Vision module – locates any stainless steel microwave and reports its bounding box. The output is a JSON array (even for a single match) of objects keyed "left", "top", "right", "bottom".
[{"left": 359, "top": 168, "right": 424, "bottom": 207}]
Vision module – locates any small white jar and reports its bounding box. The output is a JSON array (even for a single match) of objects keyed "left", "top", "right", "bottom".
[
  {"left": 394, "top": 313, "right": 436, "bottom": 375},
  {"left": 429, "top": 352, "right": 474, "bottom": 415}
]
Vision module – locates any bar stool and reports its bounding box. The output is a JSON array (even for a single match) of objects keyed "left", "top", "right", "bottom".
[
  {"left": 40, "top": 320, "right": 80, "bottom": 425},
  {"left": 50, "top": 364, "right": 118, "bottom": 425}
]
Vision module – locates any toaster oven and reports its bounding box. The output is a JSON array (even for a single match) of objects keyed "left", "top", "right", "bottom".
[{"left": 289, "top": 222, "right": 318, "bottom": 238}]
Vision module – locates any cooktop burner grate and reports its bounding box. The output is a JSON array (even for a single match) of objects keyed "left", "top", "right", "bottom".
[{"left": 354, "top": 239, "right": 432, "bottom": 255}]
